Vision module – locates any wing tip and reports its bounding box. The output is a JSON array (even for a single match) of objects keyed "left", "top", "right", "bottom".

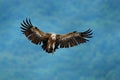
[
  {"left": 20, "top": 18, "right": 34, "bottom": 32},
  {"left": 81, "top": 29, "right": 93, "bottom": 38},
  {"left": 21, "top": 18, "right": 33, "bottom": 28}
]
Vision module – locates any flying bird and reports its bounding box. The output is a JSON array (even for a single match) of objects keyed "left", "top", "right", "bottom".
[{"left": 21, "top": 19, "right": 93, "bottom": 53}]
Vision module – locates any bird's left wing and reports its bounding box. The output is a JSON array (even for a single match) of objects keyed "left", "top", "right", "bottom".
[
  {"left": 21, "top": 19, "right": 49, "bottom": 45},
  {"left": 57, "top": 29, "right": 92, "bottom": 48}
]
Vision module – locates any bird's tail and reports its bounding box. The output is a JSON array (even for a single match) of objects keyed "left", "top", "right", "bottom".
[{"left": 81, "top": 29, "right": 93, "bottom": 38}]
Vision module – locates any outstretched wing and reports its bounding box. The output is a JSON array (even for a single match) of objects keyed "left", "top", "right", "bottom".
[
  {"left": 21, "top": 18, "right": 49, "bottom": 45},
  {"left": 57, "top": 29, "right": 92, "bottom": 48}
]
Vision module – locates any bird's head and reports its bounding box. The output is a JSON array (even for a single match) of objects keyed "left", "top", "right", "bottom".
[{"left": 51, "top": 33, "right": 56, "bottom": 40}]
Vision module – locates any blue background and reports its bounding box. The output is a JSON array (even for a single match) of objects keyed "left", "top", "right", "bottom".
[{"left": 0, "top": 0, "right": 120, "bottom": 80}]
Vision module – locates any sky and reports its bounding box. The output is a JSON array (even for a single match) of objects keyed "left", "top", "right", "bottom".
[{"left": 0, "top": 0, "right": 120, "bottom": 80}]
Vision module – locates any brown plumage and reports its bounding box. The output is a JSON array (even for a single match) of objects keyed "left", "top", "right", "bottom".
[{"left": 21, "top": 18, "right": 93, "bottom": 53}]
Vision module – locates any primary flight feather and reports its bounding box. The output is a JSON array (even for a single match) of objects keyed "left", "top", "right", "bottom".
[{"left": 21, "top": 18, "right": 93, "bottom": 53}]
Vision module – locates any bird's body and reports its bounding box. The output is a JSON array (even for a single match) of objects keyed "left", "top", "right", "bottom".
[
  {"left": 44, "top": 33, "right": 57, "bottom": 53},
  {"left": 21, "top": 19, "right": 93, "bottom": 53}
]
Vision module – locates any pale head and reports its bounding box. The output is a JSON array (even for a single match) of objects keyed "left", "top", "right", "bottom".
[{"left": 51, "top": 33, "right": 56, "bottom": 40}]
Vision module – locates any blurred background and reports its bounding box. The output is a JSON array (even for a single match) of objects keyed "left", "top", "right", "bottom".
[{"left": 0, "top": 0, "right": 120, "bottom": 80}]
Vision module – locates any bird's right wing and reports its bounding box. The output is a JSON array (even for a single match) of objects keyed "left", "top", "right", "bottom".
[{"left": 21, "top": 19, "right": 49, "bottom": 45}]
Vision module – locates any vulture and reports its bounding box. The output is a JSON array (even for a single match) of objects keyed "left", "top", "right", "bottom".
[{"left": 21, "top": 18, "right": 93, "bottom": 53}]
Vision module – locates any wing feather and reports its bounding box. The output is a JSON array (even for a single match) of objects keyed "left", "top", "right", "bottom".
[
  {"left": 21, "top": 18, "right": 49, "bottom": 45},
  {"left": 57, "top": 29, "right": 92, "bottom": 48}
]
